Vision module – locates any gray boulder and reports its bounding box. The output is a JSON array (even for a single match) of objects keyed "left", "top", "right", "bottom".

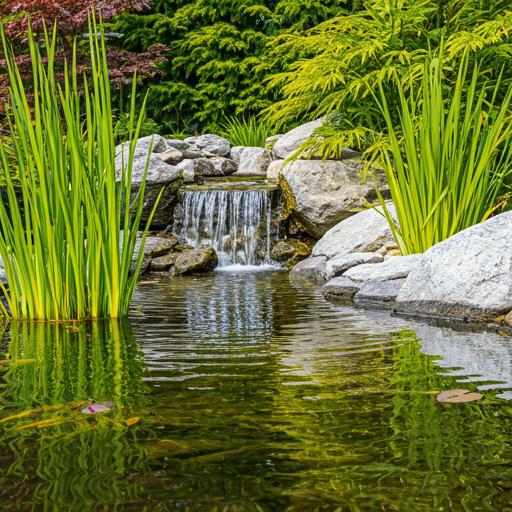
[
  {"left": 312, "top": 205, "right": 397, "bottom": 259},
  {"left": 131, "top": 236, "right": 177, "bottom": 277},
  {"left": 272, "top": 118, "right": 325, "bottom": 160},
  {"left": 354, "top": 279, "right": 406, "bottom": 304},
  {"left": 193, "top": 158, "right": 218, "bottom": 177},
  {"left": 180, "top": 145, "right": 204, "bottom": 159},
  {"left": 344, "top": 254, "right": 423, "bottom": 282},
  {"left": 150, "top": 252, "right": 180, "bottom": 271},
  {"left": 173, "top": 245, "right": 219, "bottom": 276},
  {"left": 191, "top": 134, "right": 231, "bottom": 157},
  {"left": 267, "top": 159, "right": 285, "bottom": 181},
  {"left": 281, "top": 160, "right": 390, "bottom": 237},
  {"left": 396, "top": 212, "right": 512, "bottom": 320},
  {"left": 230, "top": 146, "right": 245, "bottom": 164},
  {"left": 175, "top": 160, "right": 195, "bottom": 183},
  {"left": 115, "top": 135, "right": 167, "bottom": 163},
  {"left": 289, "top": 256, "right": 327, "bottom": 283},
  {"left": 234, "top": 147, "right": 272, "bottom": 176},
  {"left": 321, "top": 276, "right": 361, "bottom": 299},
  {"left": 325, "top": 252, "right": 383, "bottom": 280},
  {"left": 116, "top": 154, "right": 183, "bottom": 227},
  {"left": 210, "top": 157, "right": 238, "bottom": 175},
  {"left": 160, "top": 147, "right": 184, "bottom": 165},
  {"left": 506, "top": 311, "right": 512, "bottom": 327},
  {"left": 166, "top": 139, "right": 190, "bottom": 151}
]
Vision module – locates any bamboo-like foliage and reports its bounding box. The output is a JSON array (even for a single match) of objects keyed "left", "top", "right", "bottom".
[
  {"left": 373, "top": 53, "right": 512, "bottom": 255},
  {"left": 0, "top": 19, "right": 161, "bottom": 321}
]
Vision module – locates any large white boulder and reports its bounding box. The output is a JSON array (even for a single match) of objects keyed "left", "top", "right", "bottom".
[
  {"left": 115, "top": 134, "right": 167, "bottom": 163},
  {"left": 396, "top": 212, "right": 512, "bottom": 320},
  {"left": 185, "top": 134, "right": 231, "bottom": 157},
  {"left": 344, "top": 254, "right": 423, "bottom": 282},
  {"left": 312, "top": 205, "right": 397, "bottom": 259},
  {"left": 272, "top": 118, "right": 325, "bottom": 160},
  {"left": 281, "top": 160, "right": 390, "bottom": 237},
  {"left": 234, "top": 147, "right": 272, "bottom": 176}
]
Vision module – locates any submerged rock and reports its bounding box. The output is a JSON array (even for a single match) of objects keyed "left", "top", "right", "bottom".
[
  {"left": 280, "top": 160, "right": 390, "bottom": 237},
  {"left": 312, "top": 205, "right": 397, "bottom": 260},
  {"left": 288, "top": 255, "right": 327, "bottom": 282},
  {"left": 173, "top": 245, "right": 219, "bottom": 276},
  {"left": 396, "top": 212, "right": 512, "bottom": 320},
  {"left": 344, "top": 254, "right": 423, "bottom": 282},
  {"left": 325, "top": 252, "right": 383, "bottom": 280},
  {"left": 234, "top": 147, "right": 272, "bottom": 176},
  {"left": 321, "top": 276, "right": 361, "bottom": 299}
]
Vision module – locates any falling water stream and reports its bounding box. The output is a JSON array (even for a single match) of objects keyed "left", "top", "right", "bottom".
[{"left": 174, "top": 184, "right": 275, "bottom": 268}]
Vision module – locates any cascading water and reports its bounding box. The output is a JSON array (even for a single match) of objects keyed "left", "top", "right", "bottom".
[{"left": 173, "top": 186, "right": 276, "bottom": 268}]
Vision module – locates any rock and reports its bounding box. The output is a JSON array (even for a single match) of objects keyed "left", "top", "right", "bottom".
[
  {"left": 150, "top": 252, "right": 180, "bottom": 271},
  {"left": 166, "top": 139, "right": 190, "bottom": 151},
  {"left": 312, "top": 205, "right": 397, "bottom": 260},
  {"left": 160, "top": 147, "right": 184, "bottom": 165},
  {"left": 281, "top": 160, "right": 390, "bottom": 238},
  {"left": 321, "top": 276, "right": 361, "bottom": 299},
  {"left": 193, "top": 158, "right": 218, "bottom": 177},
  {"left": 267, "top": 159, "right": 285, "bottom": 181},
  {"left": 0, "top": 268, "right": 8, "bottom": 288},
  {"left": 173, "top": 245, "right": 219, "bottom": 276},
  {"left": 265, "top": 135, "right": 282, "bottom": 151},
  {"left": 180, "top": 145, "right": 204, "bottom": 159},
  {"left": 175, "top": 159, "right": 195, "bottom": 183},
  {"left": 325, "top": 252, "right": 384, "bottom": 280},
  {"left": 116, "top": 154, "right": 183, "bottom": 227},
  {"left": 233, "top": 147, "right": 272, "bottom": 176},
  {"left": 395, "top": 212, "right": 512, "bottom": 320},
  {"left": 230, "top": 146, "right": 245, "bottom": 164},
  {"left": 131, "top": 236, "right": 177, "bottom": 277},
  {"left": 191, "top": 134, "right": 231, "bottom": 157},
  {"left": 289, "top": 256, "right": 327, "bottom": 283},
  {"left": 506, "top": 311, "right": 512, "bottom": 327},
  {"left": 183, "top": 136, "right": 198, "bottom": 144},
  {"left": 344, "top": 254, "right": 423, "bottom": 282},
  {"left": 354, "top": 279, "right": 406, "bottom": 304},
  {"left": 272, "top": 118, "right": 326, "bottom": 160},
  {"left": 115, "top": 134, "right": 167, "bottom": 163},
  {"left": 210, "top": 157, "right": 238, "bottom": 175},
  {"left": 384, "top": 249, "right": 402, "bottom": 260},
  {"left": 270, "top": 239, "right": 311, "bottom": 263}
]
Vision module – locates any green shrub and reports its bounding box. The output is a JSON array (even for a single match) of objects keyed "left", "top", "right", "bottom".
[
  {"left": 374, "top": 53, "right": 512, "bottom": 255},
  {"left": 0, "top": 21, "right": 161, "bottom": 320}
]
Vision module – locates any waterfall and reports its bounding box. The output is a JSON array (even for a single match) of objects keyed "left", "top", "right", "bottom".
[{"left": 174, "top": 188, "right": 274, "bottom": 267}]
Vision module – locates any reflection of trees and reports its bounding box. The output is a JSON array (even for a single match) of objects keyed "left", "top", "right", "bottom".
[{"left": 0, "top": 320, "right": 151, "bottom": 511}]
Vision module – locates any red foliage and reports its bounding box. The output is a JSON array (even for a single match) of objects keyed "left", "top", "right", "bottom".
[{"left": 0, "top": 1, "right": 168, "bottom": 92}]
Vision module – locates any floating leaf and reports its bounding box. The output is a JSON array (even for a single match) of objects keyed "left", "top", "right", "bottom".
[
  {"left": 436, "top": 389, "right": 483, "bottom": 404},
  {"left": 125, "top": 417, "right": 140, "bottom": 426},
  {"left": 81, "top": 402, "right": 116, "bottom": 414}
]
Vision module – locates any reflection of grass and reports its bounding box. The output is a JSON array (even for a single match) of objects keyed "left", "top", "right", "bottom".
[{"left": 0, "top": 320, "right": 152, "bottom": 511}]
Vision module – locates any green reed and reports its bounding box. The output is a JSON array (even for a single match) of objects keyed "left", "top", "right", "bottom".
[
  {"left": 373, "top": 52, "right": 512, "bottom": 255},
  {"left": 0, "top": 18, "right": 161, "bottom": 320}
]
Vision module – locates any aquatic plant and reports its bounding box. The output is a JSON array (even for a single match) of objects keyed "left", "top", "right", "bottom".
[
  {"left": 0, "top": 20, "right": 161, "bottom": 320},
  {"left": 373, "top": 53, "right": 512, "bottom": 255},
  {"left": 219, "top": 116, "right": 272, "bottom": 148}
]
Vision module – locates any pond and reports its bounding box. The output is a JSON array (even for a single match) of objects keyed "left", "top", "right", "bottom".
[{"left": 2, "top": 269, "right": 512, "bottom": 511}]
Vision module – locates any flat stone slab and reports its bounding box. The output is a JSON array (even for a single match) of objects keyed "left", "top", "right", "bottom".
[
  {"left": 289, "top": 256, "right": 327, "bottom": 283},
  {"left": 396, "top": 211, "right": 512, "bottom": 320},
  {"left": 321, "top": 276, "right": 361, "bottom": 299},
  {"left": 354, "top": 279, "right": 406, "bottom": 304},
  {"left": 343, "top": 254, "right": 423, "bottom": 282},
  {"left": 325, "top": 252, "right": 383, "bottom": 280}
]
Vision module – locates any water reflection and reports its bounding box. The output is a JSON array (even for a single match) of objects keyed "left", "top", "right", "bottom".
[{"left": 1, "top": 273, "right": 512, "bottom": 511}]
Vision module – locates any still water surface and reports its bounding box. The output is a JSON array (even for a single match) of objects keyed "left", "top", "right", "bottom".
[{"left": 2, "top": 270, "right": 512, "bottom": 511}]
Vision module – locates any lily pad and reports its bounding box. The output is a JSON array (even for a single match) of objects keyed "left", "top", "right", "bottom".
[
  {"left": 81, "top": 402, "right": 116, "bottom": 414},
  {"left": 436, "top": 389, "right": 483, "bottom": 404}
]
